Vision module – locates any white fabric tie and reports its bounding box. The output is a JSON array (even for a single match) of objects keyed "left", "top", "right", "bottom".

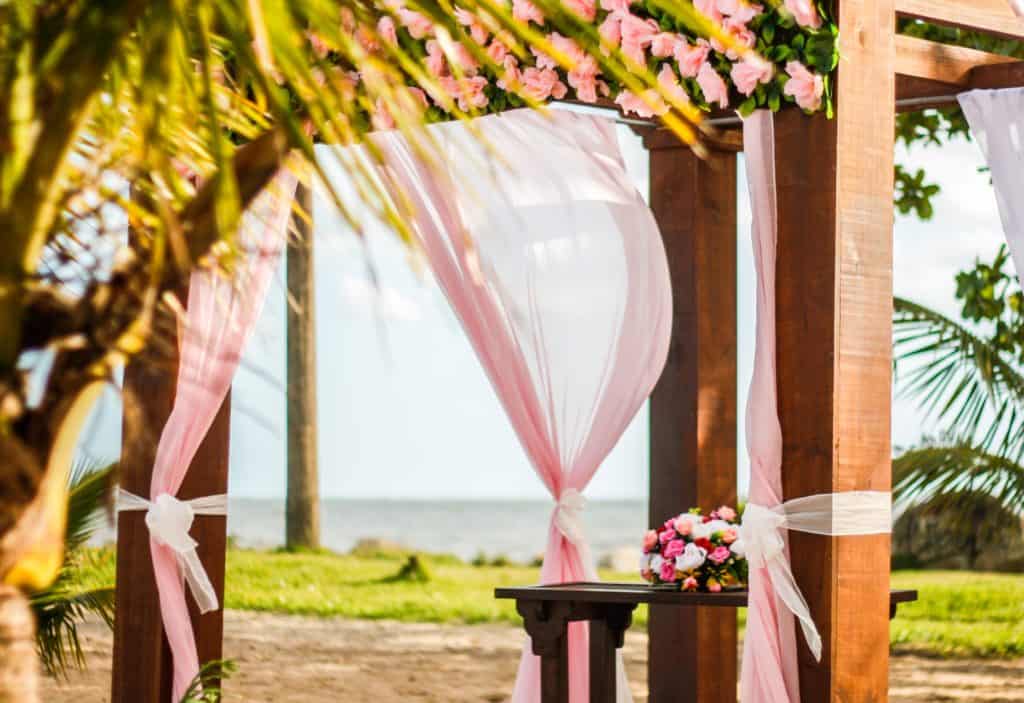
[
  {"left": 117, "top": 489, "right": 228, "bottom": 614},
  {"left": 1009, "top": 0, "right": 1024, "bottom": 17},
  {"left": 554, "top": 488, "right": 587, "bottom": 545},
  {"left": 739, "top": 491, "right": 892, "bottom": 661}
]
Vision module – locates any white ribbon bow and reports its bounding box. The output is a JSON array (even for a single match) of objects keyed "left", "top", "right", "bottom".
[
  {"left": 117, "top": 489, "right": 228, "bottom": 614},
  {"left": 554, "top": 488, "right": 587, "bottom": 545},
  {"left": 740, "top": 491, "right": 892, "bottom": 662}
]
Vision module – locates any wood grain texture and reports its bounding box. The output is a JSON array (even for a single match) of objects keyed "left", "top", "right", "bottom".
[
  {"left": 895, "top": 35, "right": 1015, "bottom": 86},
  {"left": 774, "top": 0, "right": 895, "bottom": 700},
  {"left": 896, "top": 0, "right": 1024, "bottom": 40},
  {"left": 645, "top": 139, "right": 738, "bottom": 703},
  {"left": 112, "top": 332, "right": 232, "bottom": 701}
]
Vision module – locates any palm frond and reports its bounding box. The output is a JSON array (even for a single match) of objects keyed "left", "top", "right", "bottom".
[
  {"left": 894, "top": 296, "right": 1024, "bottom": 462},
  {"left": 893, "top": 443, "right": 1024, "bottom": 517}
]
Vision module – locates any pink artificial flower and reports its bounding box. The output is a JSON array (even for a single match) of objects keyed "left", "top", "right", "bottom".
[
  {"left": 660, "top": 559, "right": 678, "bottom": 582},
  {"left": 513, "top": 0, "right": 545, "bottom": 24},
  {"left": 568, "top": 58, "right": 601, "bottom": 103},
  {"left": 620, "top": 14, "right": 659, "bottom": 66},
  {"left": 657, "top": 63, "right": 689, "bottom": 106},
  {"left": 707, "top": 579, "right": 723, "bottom": 593},
  {"left": 377, "top": 16, "right": 399, "bottom": 45},
  {"left": 650, "top": 32, "right": 680, "bottom": 58},
  {"left": 697, "top": 62, "right": 729, "bottom": 108},
  {"left": 455, "top": 8, "right": 490, "bottom": 44},
  {"left": 450, "top": 42, "right": 481, "bottom": 74},
  {"left": 520, "top": 66, "right": 565, "bottom": 101},
  {"left": 397, "top": 8, "right": 434, "bottom": 38},
  {"left": 308, "top": 32, "right": 329, "bottom": 58},
  {"left": 425, "top": 40, "right": 448, "bottom": 77},
  {"left": 682, "top": 576, "right": 699, "bottom": 591},
  {"left": 487, "top": 40, "right": 509, "bottom": 63},
  {"left": 564, "top": 0, "right": 597, "bottom": 21},
  {"left": 784, "top": 0, "right": 822, "bottom": 28},
  {"left": 663, "top": 539, "right": 686, "bottom": 560},
  {"left": 371, "top": 98, "right": 396, "bottom": 131},
  {"left": 531, "top": 45, "right": 557, "bottom": 70},
  {"left": 550, "top": 32, "right": 584, "bottom": 63},
  {"left": 713, "top": 18, "right": 755, "bottom": 59},
  {"left": 730, "top": 54, "right": 773, "bottom": 95},
  {"left": 675, "top": 515, "right": 694, "bottom": 536},
  {"left": 642, "top": 529, "right": 659, "bottom": 552},
  {"left": 784, "top": 60, "right": 823, "bottom": 111},
  {"left": 614, "top": 89, "right": 666, "bottom": 119},
  {"left": 708, "top": 546, "right": 731, "bottom": 564},
  {"left": 599, "top": 12, "right": 623, "bottom": 48},
  {"left": 407, "top": 86, "right": 430, "bottom": 109},
  {"left": 439, "top": 74, "right": 489, "bottom": 111},
  {"left": 693, "top": 0, "right": 722, "bottom": 23},
  {"left": 496, "top": 55, "right": 521, "bottom": 91},
  {"left": 658, "top": 526, "right": 675, "bottom": 544},
  {"left": 721, "top": 528, "right": 738, "bottom": 545},
  {"left": 717, "top": 506, "right": 737, "bottom": 522},
  {"left": 730, "top": 0, "right": 764, "bottom": 23},
  {"left": 674, "top": 38, "right": 710, "bottom": 78},
  {"left": 601, "top": 0, "right": 633, "bottom": 11}
]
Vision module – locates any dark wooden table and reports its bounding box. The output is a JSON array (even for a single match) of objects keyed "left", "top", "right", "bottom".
[{"left": 495, "top": 582, "right": 919, "bottom": 703}]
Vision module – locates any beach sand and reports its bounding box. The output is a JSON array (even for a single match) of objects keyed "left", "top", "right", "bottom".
[{"left": 43, "top": 612, "right": 1024, "bottom": 702}]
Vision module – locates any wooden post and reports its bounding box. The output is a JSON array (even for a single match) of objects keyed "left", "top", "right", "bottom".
[
  {"left": 774, "top": 0, "right": 895, "bottom": 699},
  {"left": 112, "top": 331, "right": 232, "bottom": 701},
  {"left": 286, "top": 181, "right": 320, "bottom": 550},
  {"left": 646, "top": 132, "right": 738, "bottom": 703}
]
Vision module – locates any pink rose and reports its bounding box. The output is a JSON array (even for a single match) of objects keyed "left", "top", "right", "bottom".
[
  {"left": 697, "top": 62, "right": 729, "bottom": 108},
  {"left": 520, "top": 66, "right": 564, "bottom": 101},
  {"left": 439, "top": 75, "right": 489, "bottom": 111},
  {"left": 721, "top": 528, "right": 738, "bottom": 544},
  {"left": 397, "top": 8, "right": 434, "bottom": 39},
  {"left": 377, "top": 16, "right": 398, "bottom": 45},
  {"left": 707, "top": 579, "right": 722, "bottom": 593},
  {"left": 487, "top": 40, "right": 510, "bottom": 63},
  {"left": 674, "top": 515, "right": 693, "bottom": 536},
  {"left": 713, "top": 19, "right": 755, "bottom": 59},
  {"left": 659, "top": 559, "right": 677, "bottom": 582},
  {"left": 601, "top": 0, "right": 633, "bottom": 11},
  {"left": 682, "top": 576, "right": 699, "bottom": 591},
  {"left": 564, "top": 0, "right": 597, "bottom": 21},
  {"left": 513, "top": 0, "right": 545, "bottom": 24},
  {"left": 784, "top": 60, "right": 823, "bottom": 111},
  {"left": 407, "top": 86, "right": 430, "bottom": 109},
  {"left": 531, "top": 45, "right": 557, "bottom": 70},
  {"left": 371, "top": 98, "right": 396, "bottom": 131},
  {"left": 550, "top": 32, "right": 585, "bottom": 64},
  {"left": 620, "top": 13, "right": 659, "bottom": 49},
  {"left": 729, "top": 0, "right": 764, "bottom": 23},
  {"left": 450, "top": 42, "right": 480, "bottom": 74},
  {"left": 717, "top": 506, "right": 737, "bottom": 522},
  {"left": 657, "top": 64, "right": 689, "bottom": 106},
  {"left": 663, "top": 539, "right": 685, "bottom": 560},
  {"left": 708, "top": 546, "right": 731, "bottom": 564},
  {"left": 642, "top": 529, "right": 659, "bottom": 552},
  {"left": 674, "top": 38, "right": 710, "bottom": 78},
  {"left": 455, "top": 8, "right": 489, "bottom": 44},
  {"left": 784, "top": 0, "right": 822, "bottom": 28},
  {"left": 650, "top": 32, "right": 679, "bottom": 58},
  {"left": 496, "top": 55, "right": 521, "bottom": 91},
  {"left": 694, "top": 0, "right": 722, "bottom": 23},
  {"left": 730, "top": 55, "right": 773, "bottom": 95},
  {"left": 569, "top": 65, "right": 600, "bottom": 103}
]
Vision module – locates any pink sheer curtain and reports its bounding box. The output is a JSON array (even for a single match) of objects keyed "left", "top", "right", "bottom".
[
  {"left": 371, "top": 109, "right": 672, "bottom": 703},
  {"left": 144, "top": 170, "right": 297, "bottom": 701},
  {"left": 739, "top": 110, "right": 801, "bottom": 703}
]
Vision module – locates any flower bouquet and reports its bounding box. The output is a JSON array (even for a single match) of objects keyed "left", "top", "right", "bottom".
[{"left": 640, "top": 506, "right": 747, "bottom": 592}]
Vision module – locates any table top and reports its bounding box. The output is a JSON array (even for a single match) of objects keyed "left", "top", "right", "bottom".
[{"left": 495, "top": 582, "right": 919, "bottom": 608}]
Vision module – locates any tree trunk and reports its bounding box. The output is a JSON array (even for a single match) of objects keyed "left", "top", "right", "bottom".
[
  {"left": 0, "top": 584, "right": 38, "bottom": 703},
  {"left": 285, "top": 181, "right": 320, "bottom": 551}
]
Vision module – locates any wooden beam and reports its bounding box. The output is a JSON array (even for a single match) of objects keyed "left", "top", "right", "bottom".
[
  {"left": 646, "top": 136, "right": 738, "bottom": 703},
  {"left": 894, "top": 35, "right": 1024, "bottom": 109},
  {"left": 774, "top": 0, "right": 894, "bottom": 699},
  {"left": 112, "top": 325, "right": 232, "bottom": 702},
  {"left": 896, "top": 0, "right": 1024, "bottom": 41}
]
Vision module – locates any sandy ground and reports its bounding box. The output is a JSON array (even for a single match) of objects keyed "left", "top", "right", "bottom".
[{"left": 42, "top": 611, "right": 1024, "bottom": 702}]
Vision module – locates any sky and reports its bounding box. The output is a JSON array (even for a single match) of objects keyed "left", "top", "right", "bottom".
[{"left": 76, "top": 118, "right": 1011, "bottom": 501}]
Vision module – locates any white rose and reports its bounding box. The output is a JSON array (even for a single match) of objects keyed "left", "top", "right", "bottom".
[
  {"left": 674, "top": 543, "right": 708, "bottom": 572},
  {"left": 730, "top": 539, "right": 746, "bottom": 558},
  {"left": 691, "top": 523, "right": 713, "bottom": 540},
  {"left": 650, "top": 554, "right": 665, "bottom": 572},
  {"left": 639, "top": 553, "right": 652, "bottom": 571},
  {"left": 706, "top": 519, "right": 731, "bottom": 534}
]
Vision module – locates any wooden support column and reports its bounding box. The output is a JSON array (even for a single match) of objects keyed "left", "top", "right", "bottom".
[
  {"left": 112, "top": 328, "right": 232, "bottom": 702},
  {"left": 774, "top": 0, "right": 894, "bottom": 699},
  {"left": 646, "top": 131, "right": 738, "bottom": 703}
]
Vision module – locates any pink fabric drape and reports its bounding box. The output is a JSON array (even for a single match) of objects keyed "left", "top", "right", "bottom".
[
  {"left": 146, "top": 170, "right": 297, "bottom": 701},
  {"left": 739, "top": 110, "right": 801, "bottom": 703},
  {"left": 371, "top": 109, "right": 672, "bottom": 703}
]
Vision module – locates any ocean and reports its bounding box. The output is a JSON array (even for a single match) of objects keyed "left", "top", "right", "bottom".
[{"left": 103, "top": 498, "right": 648, "bottom": 563}]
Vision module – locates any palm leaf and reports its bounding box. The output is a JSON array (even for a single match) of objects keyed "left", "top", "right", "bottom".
[
  {"left": 894, "top": 296, "right": 1024, "bottom": 462},
  {"left": 893, "top": 443, "right": 1024, "bottom": 517}
]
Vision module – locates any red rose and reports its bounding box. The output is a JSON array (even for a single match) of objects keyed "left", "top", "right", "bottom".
[
  {"left": 694, "top": 537, "right": 713, "bottom": 552},
  {"left": 702, "top": 515, "right": 712, "bottom": 523}
]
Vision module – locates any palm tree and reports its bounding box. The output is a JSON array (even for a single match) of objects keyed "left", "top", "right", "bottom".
[{"left": 892, "top": 254, "right": 1024, "bottom": 520}]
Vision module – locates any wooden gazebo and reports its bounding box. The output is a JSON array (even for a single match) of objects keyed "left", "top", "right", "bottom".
[{"left": 110, "top": 1, "right": 1024, "bottom": 701}]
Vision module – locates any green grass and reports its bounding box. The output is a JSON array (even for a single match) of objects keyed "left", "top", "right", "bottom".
[{"left": 75, "top": 548, "right": 1024, "bottom": 658}]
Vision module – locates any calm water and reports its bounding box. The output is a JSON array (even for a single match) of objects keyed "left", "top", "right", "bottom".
[{"left": 180, "top": 499, "right": 648, "bottom": 562}]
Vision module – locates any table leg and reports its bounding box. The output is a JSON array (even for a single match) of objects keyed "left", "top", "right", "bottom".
[
  {"left": 589, "top": 605, "right": 636, "bottom": 703},
  {"left": 517, "top": 600, "right": 572, "bottom": 703}
]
